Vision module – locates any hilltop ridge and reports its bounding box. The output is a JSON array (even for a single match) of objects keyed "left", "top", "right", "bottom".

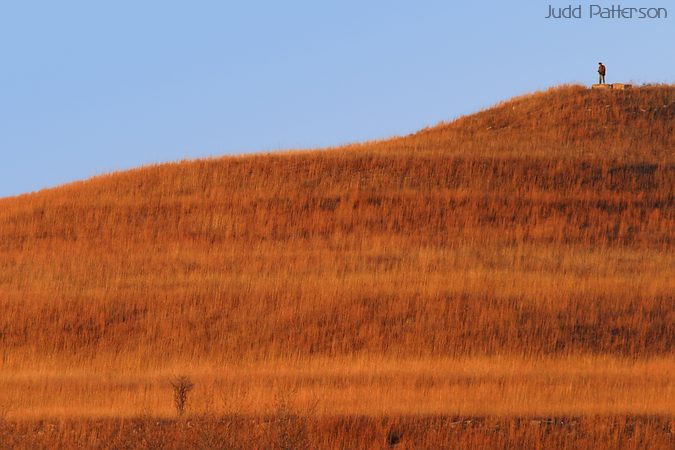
[
  {"left": 373, "top": 84, "right": 674, "bottom": 160},
  {"left": 1, "top": 84, "right": 674, "bottom": 205}
]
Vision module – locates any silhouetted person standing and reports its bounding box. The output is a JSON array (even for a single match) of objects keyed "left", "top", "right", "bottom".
[{"left": 598, "top": 62, "right": 606, "bottom": 84}]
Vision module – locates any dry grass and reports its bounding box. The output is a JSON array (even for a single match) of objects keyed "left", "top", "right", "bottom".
[
  {"left": 1, "top": 357, "right": 673, "bottom": 419},
  {"left": 0, "top": 85, "right": 673, "bottom": 446},
  {"left": 1, "top": 416, "right": 673, "bottom": 450}
]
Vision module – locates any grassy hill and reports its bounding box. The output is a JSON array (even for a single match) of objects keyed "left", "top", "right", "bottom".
[{"left": 0, "top": 84, "right": 673, "bottom": 447}]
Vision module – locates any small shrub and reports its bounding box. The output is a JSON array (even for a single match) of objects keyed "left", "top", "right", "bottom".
[{"left": 170, "top": 376, "right": 194, "bottom": 417}]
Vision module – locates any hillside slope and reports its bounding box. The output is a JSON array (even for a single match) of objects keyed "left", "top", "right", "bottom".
[{"left": 0, "top": 85, "right": 673, "bottom": 418}]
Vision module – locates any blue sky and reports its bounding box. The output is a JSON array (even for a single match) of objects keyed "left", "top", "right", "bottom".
[{"left": 1, "top": 1, "right": 673, "bottom": 197}]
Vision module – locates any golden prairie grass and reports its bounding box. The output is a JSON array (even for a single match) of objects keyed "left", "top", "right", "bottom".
[
  {"left": 0, "top": 155, "right": 671, "bottom": 361},
  {"left": 1, "top": 357, "right": 673, "bottom": 419},
  {"left": 0, "top": 85, "right": 673, "bottom": 446}
]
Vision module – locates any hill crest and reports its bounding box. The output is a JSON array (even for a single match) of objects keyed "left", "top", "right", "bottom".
[{"left": 2, "top": 84, "right": 674, "bottom": 203}]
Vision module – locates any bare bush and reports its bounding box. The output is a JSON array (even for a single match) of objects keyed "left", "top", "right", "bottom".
[{"left": 170, "top": 376, "right": 194, "bottom": 417}]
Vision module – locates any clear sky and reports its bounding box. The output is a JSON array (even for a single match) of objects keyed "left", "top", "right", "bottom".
[{"left": 1, "top": 1, "right": 673, "bottom": 197}]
